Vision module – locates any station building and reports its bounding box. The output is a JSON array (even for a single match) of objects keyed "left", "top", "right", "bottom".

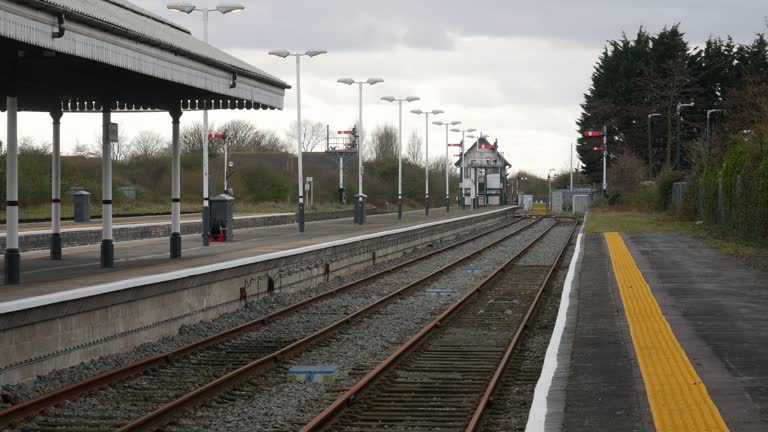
[{"left": 455, "top": 136, "right": 511, "bottom": 207}]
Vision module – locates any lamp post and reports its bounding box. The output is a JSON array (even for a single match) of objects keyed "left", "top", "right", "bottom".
[
  {"left": 269, "top": 49, "right": 328, "bottom": 233},
  {"left": 411, "top": 109, "right": 443, "bottom": 215},
  {"left": 338, "top": 77, "right": 384, "bottom": 224},
  {"left": 167, "top": 1, "right": 244, "bottom": 246},
  {"left": 648, "top": 113, "right": 662, "bottom": 180},
  {"left": 706, "top": 109, "right": 725, "bottom": 144},
  {"left": 433, "top": 120, "right": 461, "bottom": 212},
  {"left": 675, "top": 102, "right": 695, "bottom": 170},
  {"left": 381, "top": 95, "right": 420, "bottom": 220},
  {"left": 450, "top": 127, "right": 476, "bottom": 210}
]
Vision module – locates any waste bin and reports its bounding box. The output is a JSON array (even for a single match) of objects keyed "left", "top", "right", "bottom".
[
  {"left": 72, "top": 190, "right": 91, "bottom": 223},
  {"left": 353, "top": 193, "right": 367, "bottom": 224},
  {"left": 209, "top": 194, "right": 234, "bottom": 242}
]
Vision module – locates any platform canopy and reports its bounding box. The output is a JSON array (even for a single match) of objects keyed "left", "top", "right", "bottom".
[{"left": 0, "top": 0, "right": 289, "bottom": 112}]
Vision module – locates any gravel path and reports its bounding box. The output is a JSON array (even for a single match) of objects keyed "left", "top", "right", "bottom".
[
  {"left": 0, "top": 217, "right": 517, "bottom": 411},
  {"left": 156, "top": 219, "right": 557, "bottom": 432}
]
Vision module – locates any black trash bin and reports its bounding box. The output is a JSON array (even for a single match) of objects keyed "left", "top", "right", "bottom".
[
  {"left": 209, "top": 194, "right": 234, "bottom": 241},
  {"left": 353, "top": 193, "right": 367, "bottom": 224},
  {"left": 72, "top": 190, "right": 91, "bottom": 223}
]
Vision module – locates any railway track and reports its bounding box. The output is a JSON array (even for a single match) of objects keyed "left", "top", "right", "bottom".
[
  {"left": 1, "top": 214, "right": 540, "bottom": 432},
  {"left": 300, "top": 218, "right": 577, "bottom": 432}
]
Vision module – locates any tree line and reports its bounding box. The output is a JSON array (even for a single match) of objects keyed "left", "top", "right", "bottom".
[{"left": 577, "top": 25, "right": 768, "bottom": 182}]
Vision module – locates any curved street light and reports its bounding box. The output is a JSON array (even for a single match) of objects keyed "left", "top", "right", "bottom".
[{"left": 675, "top": 102, "right": 695, "bottom": 170}]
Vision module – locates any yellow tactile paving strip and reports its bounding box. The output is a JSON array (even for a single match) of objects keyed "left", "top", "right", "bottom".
[{"left": 604, "top": 232, "right": 729, "bottom": 432}]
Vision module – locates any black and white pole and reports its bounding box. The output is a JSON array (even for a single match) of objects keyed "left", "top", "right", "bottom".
[
  {"left": 444, "top": 124, "right": 450, "bottom": 213},
  {"left": 101, "top": 105, "right": 114, "bottom": 268},
  {"left": 295, "top": 55, "right": 306, "bottom": 232},
  {"left": 4, "top": 96, "right": 20, "bottom": 284},
  {"left": 382, "top": 95, "right": 419, "bottom": 221},
  {"left": 461, "top": 132, "right": 466, "bottom": 210},
  {"left": 170, "top": 108, "right": 182, "bottom": 258},
  {"left": 397, "top": 99, "right": 403, "bottom": 220},
  {"left": 602, "top": 124, "right": 608, "bottom": 193},
  {"left": 339, "top": 156, "right": 344, "bottom": 205},
  {"left": 50, "top": 110, "right": 63, "bottom": 260},
  {"left": 357, "top": 82, "right": 364, "bottom": 224},
  {"left": 424, "top": 113, "right": 430, "bottom": 215}
]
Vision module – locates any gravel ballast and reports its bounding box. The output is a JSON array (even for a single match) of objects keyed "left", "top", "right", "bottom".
[
  {"left": 0, "top": 217, "right": 535, "bottom": 427},
  {"left": 153, "top": 219, "right": 558, "bottom": 432},
  {"left": 0, "top": 217, "right": 519, "bottom": 411}
]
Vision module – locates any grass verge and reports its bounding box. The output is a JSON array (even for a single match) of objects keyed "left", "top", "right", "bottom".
[{"left": 587, "top": 207, "right": 768, "bottom": 271}]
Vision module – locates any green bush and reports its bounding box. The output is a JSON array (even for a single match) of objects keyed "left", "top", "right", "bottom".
[
  {"left": 654, "top": 168, "right": 682, "bottom": 211},
  {"left": 241, "top": 161, "right": 292, "bottom": 203}
]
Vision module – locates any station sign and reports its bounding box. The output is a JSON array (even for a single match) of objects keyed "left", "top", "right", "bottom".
[
  {"left": 592, "top": 146, "right": 604, "bottom": 151},
  {"left": 208, "top": 133, "right": 225, "bottom": 139},
  {"left": 338, "top": 130, "right": 353, "bottom": 135},
  {"left": 584, "top": 130, "right": 603, "bottom": 137}
]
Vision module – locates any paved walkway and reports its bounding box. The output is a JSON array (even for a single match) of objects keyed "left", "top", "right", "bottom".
[
  {"left": 559, "top": 232, "right": 768, "bottom": 431},
  {"left": 0, "top": 212, "right": 290, "bottom": 235},
  {"left": 0, "top": 207, "right": 502, "bottom": 306}
]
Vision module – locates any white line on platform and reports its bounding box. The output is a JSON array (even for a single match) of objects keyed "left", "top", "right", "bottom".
[
  {"left": 0, "top": 207, "right": 511, "bottom": 314},
  {"left": 525, "top": 213, "right": 586, "bottom": 432}
]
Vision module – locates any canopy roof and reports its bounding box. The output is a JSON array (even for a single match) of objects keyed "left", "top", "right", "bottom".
[{"left": 0, "top": 0, "right": 289, "bottom": 112}]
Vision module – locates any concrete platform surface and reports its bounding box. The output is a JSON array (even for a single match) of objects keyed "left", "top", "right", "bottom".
[
  {"left": 0, "top": 212, "right": 291, "bottom": 236},
  {"left": 556, "top": 232, "right": 768, "bottom": 431},
  {"left": 0, "top": 207, "right": 505, "bottom": 310}
]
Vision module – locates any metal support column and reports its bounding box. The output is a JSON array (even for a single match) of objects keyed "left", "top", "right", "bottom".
[
  {"left": 397, "top": 100, "right": 403, "bottom": 220},
  {"left": 444, "top": 124, "right": 449, "bottom": 213},
  {"left": 424, "top": 114, "right": 430, "bottom": 216},
  {"left": 50, "top": 110, "right": 63, "bottom": 260},
  {"left": 170, "top": 108, "right": 182, "bottom": 259},
  {"left": 4, "top": 96, "right": 20, "bottom": 284},
  {"left": 101, "top": 105, "right": 114, "bottom": 268}
]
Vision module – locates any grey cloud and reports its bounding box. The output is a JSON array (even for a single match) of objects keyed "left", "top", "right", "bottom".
[{"left": 138, "top": 0, "right": 766, "bottom": 51}]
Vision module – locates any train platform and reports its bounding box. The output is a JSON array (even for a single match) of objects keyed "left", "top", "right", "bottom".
[
  {"left": 0, "top": 207, "right": 506, "bottom": 309},
  {"left": 0, "top": 205, "right": 516, "bottom": 385},
  {"left": 528, "top": 226, "right": 768, "bottom": 431},
  {"left": 0, "top": 211, "right": 290, "bottom": 235}
]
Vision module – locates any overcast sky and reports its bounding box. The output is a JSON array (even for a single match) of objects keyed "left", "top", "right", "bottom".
[{"left": 4, "top": 0, "right": 768, "bottom": 176}]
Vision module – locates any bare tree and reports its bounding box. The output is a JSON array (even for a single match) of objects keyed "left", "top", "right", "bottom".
[
  {"left": 219, "top": 119, "right": 287, "bottom": 153},
  {"left": 72, "top": 140, "right": 97, "bottom": 157},
  {"left": 130, "top": 130, "right": 168, "bottom": 158},
  {"left": 253, "top": 129, "right": 287, "bottom": 152},
  {"left": 220, "top": 119, "right": 258, "bottom": 152},
  {"left": 286, "top": 119, "right": 326, "bottom": 152},
  {"left": 406, "top": 131, "right": 423, "bottom": 165},
  {"left": 369, "top": 125, "right": 398, "bottom": 161},
  {"left": 180, "top": 121, "right": 220, "bottom": 156}
]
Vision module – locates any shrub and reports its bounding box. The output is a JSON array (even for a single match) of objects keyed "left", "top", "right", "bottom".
[{"left": 654, "top": 167, "right": 682, "bottom": 211}]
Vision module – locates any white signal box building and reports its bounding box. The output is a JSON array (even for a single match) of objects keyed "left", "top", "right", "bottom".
[{"left": 454, "top": 137, "right": 511, "bottom": 207}]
